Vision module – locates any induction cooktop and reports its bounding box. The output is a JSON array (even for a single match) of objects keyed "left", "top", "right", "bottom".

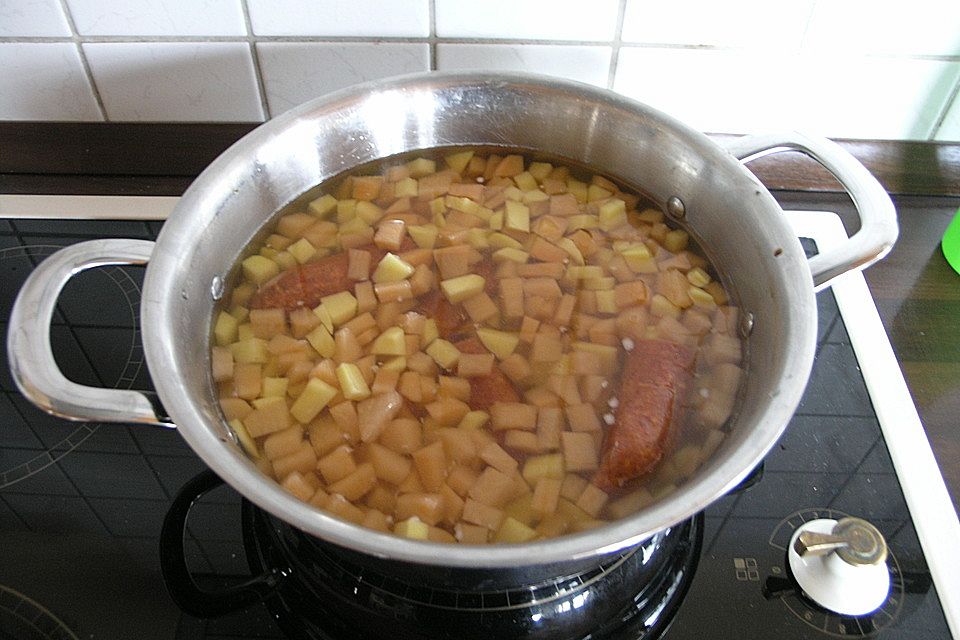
[{"left": 0, "top": 198, "right": 957, "bottom": 639}]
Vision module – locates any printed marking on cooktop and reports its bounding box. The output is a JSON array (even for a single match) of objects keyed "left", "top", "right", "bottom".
[{"left": 0, "top": 245, "right": 143, "bottom": 490}]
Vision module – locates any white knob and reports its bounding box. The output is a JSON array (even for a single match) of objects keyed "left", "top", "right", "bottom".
[{"left": 788, "top": 518, "right": 890, "bottom": 616}]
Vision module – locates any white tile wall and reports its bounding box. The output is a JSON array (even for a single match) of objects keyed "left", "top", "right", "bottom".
[
  {"left": 621, "top": 0, "right": 815, "bottom": 49},
  {"left": 437, "top": 44, "right": 611, "bottom": 87},
  {"left": 247, "top": 0, "right": 430, "bottom": 37},
  {"left": 257, "top": 42, "right": 430, "bottom": 116},
  {"left": 614, "top": 48, "right": 960, "bottom": 139},
  {"left": 0, "top": 43, "right": 101, "bottom": 119},
  {"left": 65, "top": 0, "right": 246, "bottom": 36},
  {"left": 0, "top": 0, "right": 958, "bottom": 142},
  {"left": 435, "top": 0, "right": 620, "bottom": 41},
  {"left": 84, "top": 42, "right": 263, "bottom": 121},
  {"left": 0, "top": 0, "right": 70, "bottom": 36}
]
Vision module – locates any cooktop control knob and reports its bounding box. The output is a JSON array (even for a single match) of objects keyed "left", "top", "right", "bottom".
[{"left": 788, "top": 517, "right": 890, "bottom": 616}]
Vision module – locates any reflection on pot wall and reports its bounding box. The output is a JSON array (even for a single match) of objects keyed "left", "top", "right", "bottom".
[{"left": 1, "top": 0, "right": 959, "bottom": 140}]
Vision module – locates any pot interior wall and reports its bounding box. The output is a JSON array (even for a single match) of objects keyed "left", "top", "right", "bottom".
[{"left": 143, "top": 73, "right": 816, "bottom": 566}]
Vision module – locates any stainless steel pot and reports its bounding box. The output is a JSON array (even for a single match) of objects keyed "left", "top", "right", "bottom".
[{"left": 7, "top": 72, "right": 897, "bottom": 569}]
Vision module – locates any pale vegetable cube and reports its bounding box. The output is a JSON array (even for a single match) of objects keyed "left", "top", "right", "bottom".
[
  {"left": 328, "top": 462, "right": 377, "bottom": 501},
  {"left": 407, "top": 224, "right": 438, "bottom": 249},
  {"left": 468, "top": 467, "right": 515, "bottom": 508},
  {"left": 479, "top": 441, "right": 518, "bottom": 475},
  {"left": 504, "top": 430, "right": 539, "bottom": 453},
  {"left": 372, "top": 252, "right": 415, "bottom": 283},
  {"left": 211, "top": 346, "right": 234, "bottom": 382},
  {"left": 249, "top": 308, "right": 287, "bottom": 339},
  {"left": 228, "top": 418, "right": 260, "bottom": 459},
  {"left": 288, "top": 238, "right": 317, "bottom": 264},
  {"left": 475, "top": 328, "right": 519, "bottom": 360},
  {"left": 290, "top": 378, "right": 338, "bottom": 424},
  {"left": 370, "top": 326, "right": 407, "bottom": 356},
  {"left": 504, "top": 200, "right": 530, "bottom": 233},
  {"left": 689, "top": 286, "right": 718, "bottom": 310},
  {"left": 305, "top": 325, "right": 335, "bottom": 358},
  {"left": 368, "top": 442, "right": 412, "bottom": 485},
  {"left": 242, "top": 255, "right": 280, "bottom": 285},
  {"left": 396, "top": 493, "right": 444, "bottom": 526},
  {"left": 406, "top": 157, "right": 436, "bottom": 178},
  {"left": 412, "top": 441, "right": 448, "bottom": 491},
  {"left": 356, "top": 390, "right": 404, "bottom": 442},
  {"left": 272, "top": 441, "right": 318, "bottom": 479},
  {"left": 336, "top": 362, "right": 371, "bottom": 401},
  {"left": 561, "top": 431, "right": 599, "bottom": 472},
  {"left": 458, "top": 410, "right": 490, "bottom": 431},
  {"left": 243, "top": 397, "right": 291, "bottom": 437},
  {"left": 531, "top": 478, "right": 562, "bottom": 515},
  {"left": 445, "top": 150, "right": 474, "bottom": 173},
  {"left": 493, "top": 154, "right": 524, "bottom": 177},
  {"left": 319, "top": 291, "right": 358, "bottom": 326},
  {"left": 334, "top": 326, "right": 362, "bottom": 363},
  {"left": 261, "top": 376, "right": 288, "bottom": 398},
  {"left": 575, "top": 483, "right": 608, "bottom": 518},
  {"left": 231, "top": 338, "right": 270, "bottom": 364},
  {"left": 560, "top": 473, "right": 588, "bottom": 501},
  {"left": 426, "top": 338, "right": 460, "bottom": 370},
  {"left": 490, "top": 402, "right": 537, "bottom": 431},
  {"left": 214, "top": 311, "right": 239, "bottom": 346},
  {"left": 461, "top": 499, "right": 504, "bottom": 531},
  {"left": 622, "top": 243, "right": 657, "bottom": 273},
  {"left": 566, "top": 404, "right": 601, "bottom": 432},
  {"left": 462, "top": 292, "right": 498, "bottom": 323},
  {"left": 308, "top": 194, "right": 338, "bottom": 218},
  {"left": 326, "top": 494, "right": 365, "bottom": 524},
  {"left": 492, "top": 247, "right": 529, "bottom": 264},
  {"left": 488, "top": 232, "right": 523, "bottom": 250},
  {"left": 394, "top": 516, "right": 430, "bottom": 540},
  {"left": 598, "top": 199, "right": 627, "bottom": 231},
  {"left": 530, "top": 333, "right": 563, "bottom": 363},
  {"left": 664, "top": 229, "right": 690, "bottom": 252},
  {"left": 522, "top": 453, "right": 565, "bottom": 486},
  {"left": 457, "top": 353, "right": 495, "bottom": 378},
  {"left": 440, "top": 274, "right": 486, "bottom": 303},
  {"left": 220, "top": 397, "right": 252, "bottom": 422},
  {"left": 587, "top": 184, "right": 612, "bottom": 202}
]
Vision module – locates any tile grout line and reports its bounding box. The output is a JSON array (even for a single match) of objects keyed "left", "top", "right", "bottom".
[
  {"left": 606, "top": 0, "right": 628, "bottom": 90},
  {"left": 54, "top": 0, "right": 108, "bottom": 121},
  {"left": 239, "top": 0, "right": 271, "bottom": 121},
  {"left": 928, "top": 74, "right": 960, "bottom": 141},
  {"left": 429, "top": 0, "right": 438, "bottom": 71}
]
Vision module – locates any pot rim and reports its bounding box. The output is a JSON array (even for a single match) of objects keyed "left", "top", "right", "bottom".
[{"left": 143, "top": 70, "right": 818, "bottom": 567}]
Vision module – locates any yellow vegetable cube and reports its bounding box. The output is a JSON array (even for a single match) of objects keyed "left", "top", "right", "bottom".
[
  {"left": 488, "top": 232, "right": 523, "bottom": 250},
  {"left": 476, "top": 328, "right": 519, "bottom": 360},
  {"left": 261, "top": 377, "right": 289, "bottom": 398},
  {"left": 504, "top": 200, "right": 530, "bottom": 233},
  {"left": 230, "top": 338, "right": 269, "bottom": 364},
  {"left": 528, "top": 161, "right": 552, "bottom": 181},
  {"left": 241, "top": 255, "right": 280, "bottom": 285},
  {"left": 336, "top": 362, "right": 371, "bottom": 401},
  {"left": 664, "top": 229, "right": 690, "bottom": 252},
  {"left": 522, "top": 453, "right": 566, "bottom": 486},
  {"left": 406, "top": 157, "right": 436, "bottom": 178},
  {"left": 494, "top": 516, "right": 537, "bottom": 543},
  {"left": 621, "top": 243, "right": 657, "bottom": 273},
  {"left": 491, "top": 248, "right": 528, "bottom": 264},
  {"left": 587, "top": 184, "right": 613, "bottom": 202},
  {"left": 214, "top": 310, "right": 239, "bottom": 346},
  {"left": 372, "top": 252, "right": 415, "bottom": 283},
  {"left": 407, "top": 224, "right": 438, "bottom": 249},
  {"left": 394, "top": 516, "right": 430, "bottom": 540},
  {"left": 426, "top": 338, "right": 461, "bottom": 370},
  {"left": 440, "top": 274, "right": 486, "bottom": 303},
  {"left": 308, "top": 194, "right": 337, "bottom": 218},
  {"left": 312, "top": 302, "right": 334, "bottom": 333},
  {"left": 458, "top": 410, "right": 490, "bottom": 430},
  {"left": 421, "top": 318, "right": 439, "bottom": 348},
  {"left": 290, "top": 377, "right": 338, "bottom": 424},
  {"left": 445, "top": 150, "right": 474, "bottom": 174},
  {"left": 394, "top": 177, "right": 418, "bottom": 198},
  {"left": 319, "top": 291, "right": 358, "bottom": 326},
  {"left": 370, "top": 326, "right": 407, "bottom": 356},
  {"left": 228, "top": 418, "right": 260, "bottom": 459},
  {"left": 598, "top": 199, "right": 627, "bottom": 231},
  {"left": 288, "top": 238, "right": 317, "bottom": 264},
  {"left": 513, "top": 171, "right": 538, "bottom": 192}
]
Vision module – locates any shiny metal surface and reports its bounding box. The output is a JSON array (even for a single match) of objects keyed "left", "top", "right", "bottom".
[
  {"left": 722, "top": 132, "right": 898, "bottom": 291},
  {"left": 8, "top": 72, "right": 896, "bottom": 569},
  {"left": 7, "top": 239, "right": 169, "bottom": 426},
  {"left": 794, "top": 517, "right": 888, "bottom": 567}
]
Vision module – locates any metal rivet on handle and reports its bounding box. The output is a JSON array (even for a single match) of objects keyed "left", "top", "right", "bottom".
[
  {"left": 739, "top": 311, "right": 754, "bottom": 338},
  {"left": 211, "top": 276, "right": 224, "bottom": 301},
  {"left": 667, "top": 196, "right": 686, "bottom": 220}
]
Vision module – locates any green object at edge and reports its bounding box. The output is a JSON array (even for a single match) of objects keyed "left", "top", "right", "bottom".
[{"left": 943, "top": 207, "right": 960, "bottom": 275}]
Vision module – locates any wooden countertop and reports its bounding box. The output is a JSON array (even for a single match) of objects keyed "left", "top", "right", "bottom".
[{"left": 2, "top": 123, "right": 958, "bottom": 511}]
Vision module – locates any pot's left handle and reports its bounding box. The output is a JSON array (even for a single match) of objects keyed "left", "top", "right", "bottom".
[{"left": 7, "top": 239, "right": 172, "bottom": 426}]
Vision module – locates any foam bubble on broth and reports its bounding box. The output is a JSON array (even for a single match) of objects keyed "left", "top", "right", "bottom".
[{"left": 211, "top": 148, "right": 744, "bottom": 544}]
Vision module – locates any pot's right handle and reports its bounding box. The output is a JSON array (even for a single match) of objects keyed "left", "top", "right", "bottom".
[
  {"left": 7, "top": 239, "right": 171, "bottom": 425},
  {"left": 721, "top": 132, "right": 898, "bottom": 291}
]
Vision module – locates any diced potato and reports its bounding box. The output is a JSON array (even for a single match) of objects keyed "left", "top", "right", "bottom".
[
  {"left": 445, "top": 150, "right": 474, "bottom": 174},
  {"left": 575, "top": 484, "right": 608, "bottom": 518},
  {"left": 561, "top": 431, "right": 599, "bottom": 472},
  {"left": 494, "top": 517, "right": 537, "bottom": 543},
  {"left": 394, "top": 516, "right": 430, "bottom": 540},
  {"left": 231, "top": 338, "right": 270, "bottom": 364},
  {"left": 290, "top": 378, "right": 338, "bottom": 424},
  {"left": 319, "top": 291, "right": 358, "bottom": 326},
  {"left": 370, "top": 326, "right": 407, "bottom": 356},
  {"left": 461, "top": 499, "right": 504, "bottom": 531},
  {"left": 407, "top": 157, "right": 436, "bottom": 178},
  {"left": 408, "top": 224, "right": 438, "bottom": 249},
  {"left": 426, "top": 338, "right": 461, "bottom": 370},
  {"left": 241, "top": 255, "right": 280, "bottom": 285},
  {"left": 504, "top": 200, "right": 530, "bottom": 233},
  {"left": 356, "top": 390, "right": 404, "bottom": 442},
  {"left": 598, "top": 199, "right": 627, "bottom": 231},
  {"left": 228, "top": 418, "right": 260, "bottom": 459},
  {"left": 214, "top": 311, "right": 239, "bottom": 346},
  {"left": 336, "top": 362, "right": 371, "bottom": 401},
  {"left": 440, "top": 274, "right": 486, "bottom": 304},
  {"left": 372, "top": 252, "right": 415, "bottom": 283},
  {"left": 521, "top": 453, "right": 565, "bottom": 486},
  {"left": 457, "top": 353, "right": 495, "bottom": 378},
  {"left": 664, "top": 229, "right": 689, "bottom": 252}
]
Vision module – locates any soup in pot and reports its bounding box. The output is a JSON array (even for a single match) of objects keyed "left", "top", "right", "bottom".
[{"left": 211, "top": 149, "right": 743, "bottom": 544}]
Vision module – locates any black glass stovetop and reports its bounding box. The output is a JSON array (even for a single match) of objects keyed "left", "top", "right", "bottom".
[{"left": 0, "top": 218, "right": 951, "bottom": 639}]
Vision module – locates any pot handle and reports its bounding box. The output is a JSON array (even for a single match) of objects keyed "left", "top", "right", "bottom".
[
  {"left": 721, "top": 132, "right": 898, "bottom": 291},
  {"left": 160, "top": 469, "right": 285, "bottom": 617},
  {"left": 7, "top": 239, "right": 172, "bottom": 425}
]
